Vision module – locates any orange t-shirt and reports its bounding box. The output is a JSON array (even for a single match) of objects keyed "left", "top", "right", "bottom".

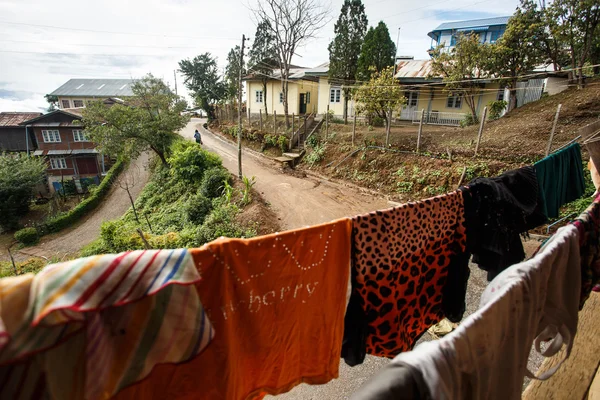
[{"left": 116, "top": 218, "right": 352, "bottom": 400}]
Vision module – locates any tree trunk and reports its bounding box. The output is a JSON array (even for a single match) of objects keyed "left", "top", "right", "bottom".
[
  {"left": 343, "top": 90, "right": 349, "bottom": 125},
  {"left": 508, "top": 80, "right": 518, "bottom": 112},
  {"left": 282, "top": 74, "right": 290, "bottom": 130},
  {"left": 126, "top": 186, "right": 140, "bottom": 224},
  {"left": 151, "top": 146, "right": 168, "bottom": 166},
  {"left": 263, "top": 80, "right": 268, "bottom": 116},
  {"left": 466, "top": 94, "right": 478, "bottom": 122}
]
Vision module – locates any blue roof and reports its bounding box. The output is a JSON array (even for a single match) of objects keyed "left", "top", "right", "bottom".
[{"left": 430, "top": 16, "right": 511, "bottom": 32}]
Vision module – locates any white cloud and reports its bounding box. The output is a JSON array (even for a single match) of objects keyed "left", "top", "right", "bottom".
[{"left": 0, "top": 0, "right": 520, "bottom": 110}]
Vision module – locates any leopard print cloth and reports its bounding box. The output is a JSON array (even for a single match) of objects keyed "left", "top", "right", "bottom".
[{"left": 352, "top": 191, "right": 467, "bottom": 357}]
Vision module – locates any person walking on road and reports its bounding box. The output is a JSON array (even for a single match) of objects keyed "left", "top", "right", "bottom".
[{"left": 194, "top": 129, "right": 203, "bottom": 145}]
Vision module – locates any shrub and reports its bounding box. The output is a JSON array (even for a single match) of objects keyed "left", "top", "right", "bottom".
[
  {"left": 200, "top": 167, "right": 232, "bottom": 199},
  {"left": 42, "top": 160, "right": 125, "bottom": 234},
  {"left": 305, "top": 134, "right": 319, "bottom": 149},
  {"left": 487, "top": 100, "right": 508, "bottom": 120},
  {"left": 196, "top": 203, "right": 256, "bottom": 244},
  {"left": 185, "top": 194, "right": 213, "bottom": 225},
  {"left": 14, "top": 227, "right": 39, "bottom": 246},
  {"left": 371, "top": 116, "right": 385, "bottom": 127},
  {"left": 168, "top": 140, "right": 222, "bottom": 183},
  {"left": 304, "top": 144, "right": 326, "bottom": 167},
  {"left": 277, "top": 135, "right": 288, "bottom": 152},
  {"left": 264, "top": 134, "right": 278, "bottom": 148},
  {"left": 460, "top": 113, "right": 479, "bottom": 127}
]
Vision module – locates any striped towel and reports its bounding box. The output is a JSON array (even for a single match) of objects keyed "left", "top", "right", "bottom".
[{"left": 0, "top": 249, "right": 214, "bottom": 400}]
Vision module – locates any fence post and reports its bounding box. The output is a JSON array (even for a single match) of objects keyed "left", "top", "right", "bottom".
[
  {"left": 546, "top": 104, "right": 562, "bottom": 157},
  {"left": 352, "top": 114, "right": 357, "bottom": 147},
  {"left": 291, "top": 112, "right": 295, "bottom": 150},
  {"left": 274, "top": 110, "right": 277, "bottom": 135},
  {"left": 474, "top": 106, "right": 488, "bottom": 157},
  {"left": 385, "top": 107, "right": 392, "bottom": 147},
  {"left": 417, "top": 109, "right": 425, "bottom": 153},
  {"left": 259, "top": 109, "right": 263, "bottom": 131},
  {"left": 326, "top": 105, "right": 329, "bottom": 139}
]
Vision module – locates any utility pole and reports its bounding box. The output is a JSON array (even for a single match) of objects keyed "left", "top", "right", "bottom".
[
  {"left": 173, "top": 70, "right": 178, "bottom": 96},
  {"left": 237, "top": 34, "right": 247, "bottom": 180}
]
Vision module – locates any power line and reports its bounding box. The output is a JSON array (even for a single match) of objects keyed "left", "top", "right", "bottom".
[{"left": 0, "top": 20, "right": 240, "bottom": 41}]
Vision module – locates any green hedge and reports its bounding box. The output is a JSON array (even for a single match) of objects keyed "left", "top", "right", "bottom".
[
  {"left": 14, "top": 227, "right": 39, "bottom": 246},
  {"left": 14, "top": 160, "right": 125, "bottom": 245}
]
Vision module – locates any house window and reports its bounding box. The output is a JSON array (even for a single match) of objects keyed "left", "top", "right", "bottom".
[
  {"left": 446, "top": 95, "right": 462, "bottom": 109},
  {"left": 42, "top": 130, "right": 61, "bottom": 143},
  {"left": 330, "top": 87, "right": 341, "bottom": 103},
  {"left": 490, "top": 30, "right": 501, "bottom": 43},
  {"left": 73, "top": 100, "right": 84, "bottom": 108},
  {"left": 61, "top": 99, "right": 70, "bottom": 108},
  {"left": 73, "top": 130, "right": 89, "bottom": 142},
  {"left": 404, "top": 91, "right": 418, "bottom": 107},
  {"left": 306, "top": 92, "right": 311, "bottom": 104},
  {"left": 50, "top": 157, "right": 67, "bottom": 170},
  {"left": 255, "top": 91, "right": 263, "bottom": 103},
  {"left": 496, "top": 89, "right": 505, "bottom": 102},
  {"left": 450, "top": 34, "right": 457, "bottom": 46},
  {"left": 279, "top": 92, "right": 284, "bottom": 103}
]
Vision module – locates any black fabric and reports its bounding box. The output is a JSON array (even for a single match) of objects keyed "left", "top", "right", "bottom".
[
  {"left": 349, "top": 361, "right": 430, "bottom": 400},
  {"left": 442, "top": 250, "right": 471, "bottom": 322},
  {"left": 341, "top": 291, "right": 367, "bottom": 367},
  {"left": 462, "top": 166, "right": 547, "bottom": 281}
]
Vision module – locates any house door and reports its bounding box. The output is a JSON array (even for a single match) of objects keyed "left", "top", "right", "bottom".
[
  {"left": 400, "top": 91, "right": 418, "bottom": 120},
  {"left": 299, "top": 93, "right": 307, "bottom": 114}
]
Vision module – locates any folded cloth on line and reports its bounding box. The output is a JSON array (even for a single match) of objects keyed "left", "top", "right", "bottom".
[
  {"left": 343, "top": 191, "right": 468, "bottom": 362},
  {"left": 116, "top": 219, "right": 353, "bottom": 400},
  {"left": 0, "top": 249, "right": 213, "bottom": 400},
  {"left": 535, "top": 142, "right": 586, "bottom": 219},
  {"left": 391, "top": 225, "right": 581, "bottom": 400}
]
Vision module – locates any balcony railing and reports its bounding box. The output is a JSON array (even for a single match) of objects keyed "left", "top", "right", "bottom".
[{"left": 412, "top": 110, "right": 464, "bottom": 127}]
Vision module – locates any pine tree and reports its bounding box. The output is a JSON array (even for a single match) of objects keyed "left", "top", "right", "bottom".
[
  {"left": 356, "top": 21, "right": 396, "bottom": 81},
  {"left": 248, "top": 20, "right": 278, "bottom": 115},
  {"left": 225, "top": 46, "right": 245, "bottom": 104},
  {"left": 328, "top": 0, "right": 368, "bottom": 123}
]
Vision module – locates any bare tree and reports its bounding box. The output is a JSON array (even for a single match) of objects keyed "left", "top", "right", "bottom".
[
  {"left": 252, "top": 0, "right": 331, "bottom": 129},
  {"left": 116, "top": 165, "right": 141, "bottom": 224}
]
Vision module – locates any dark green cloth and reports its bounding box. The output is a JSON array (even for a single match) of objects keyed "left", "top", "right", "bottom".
[{"left": 535, "top": 143, "right": 586, "bottom": 218}]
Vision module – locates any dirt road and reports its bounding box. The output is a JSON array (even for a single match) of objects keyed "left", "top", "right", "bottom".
[
  {"left": 185, "top": 119, "right": 391, "bottom": 230},
  {"left": 10, "top": 153, "right": 151, "bottom": 262}
]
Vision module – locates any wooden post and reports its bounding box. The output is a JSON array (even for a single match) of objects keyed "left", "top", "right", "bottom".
[
  {"left": 7, "top": 246, "right": 17, "bottom": 275},
  {"left": 274, "top": 110, "right": 277, "bottom": 134},
  {"left": 352, "top": 114, "right": 357, "bottom": 147},
  {"left": 546, "top": 103, "right": 562, "bottom": 157},
  {"left": 291, "top": 112, "right": 295, "bottom": 150},
  {"left": 259, "top": 109, "right": 263, "bottom": 131},
  {"left": 326, "top": 105, "right": 329, "bottom": 139},
  {"left": 474, "top": 106, "right": 488, "bottom": 157},
  {"left": 417, "top": 109, "right": 425, "bottom": 153},
  {"left": 457, "top": 166, "right": 468, "bottom": 187},
  {"left": 385, "top": 108, "right": 392, "bottom": 147}
]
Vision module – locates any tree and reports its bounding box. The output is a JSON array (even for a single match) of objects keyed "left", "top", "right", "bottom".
[
  {"left": 252, "top": 0, "right": 331, "bottom": 129},
  {"left": 546, "top": 0, "right": 600, "bottom": 87},
  {"left": 0, "top": 154, "right": 46, "bottom": 231},
  {"left": 248, "top": 20, "right": 278, "bottom": 116},
  {"left": 328, "top": 0, "right": 368, "bottom": 123},
  {"left": 430, "top": 33, "right": 491, "bottom": 121},
  {"left": 489, "top": 0, "right": 546, "bottom": 112},
  {"left": 179, "top": 53, "right": 228, "bottom": 120},
  {"left": 356, "top": 21, "right": 396, "bottom": 81},
  {"left": 354, "top": 66, "right": 405, "bottom": 146},
  {"left": 225, "top": 46, "right": 245, "bottom": 103},
  {"left": 83, "top": 74, "right": 189, "bottom": 166},
  {"left": 44, "top": 94, "right": 58, "bottom": 111}
]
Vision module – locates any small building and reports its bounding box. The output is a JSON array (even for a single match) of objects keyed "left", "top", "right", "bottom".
[
  {"left": 304, "top": 63, "right": 357, "bottom": 118},
  {"left": 244, "top": 67, "right": 319, "bottom": 116},
  {"left": 0, "top": 112, "right": 42, "bottom": 152},
  {"left": 428, "top": 16, "right": 511, "bottom": 52},
  {"left": 49, "top": 79, "right": 135, "bottom": 109},
  {"left": 21, "top": 110, "right": 108, "bottom": 193}
]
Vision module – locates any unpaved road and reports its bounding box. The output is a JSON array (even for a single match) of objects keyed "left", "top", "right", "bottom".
[
  {"left": 184, "top": 119, "right": 391, "bottom": 230},
  {"left": 7, "top": 153, "right": 151, "bottom": 262}
]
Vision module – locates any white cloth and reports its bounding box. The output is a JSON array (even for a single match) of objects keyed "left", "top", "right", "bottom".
[{"left": 393, "top": 225, "right": 581, "bottom": 399}]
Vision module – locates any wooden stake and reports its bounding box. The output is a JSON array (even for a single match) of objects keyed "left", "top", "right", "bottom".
[
  {"left": 457, "top": 166, "right": 468, "bottom": 187},
  {"left": 417, "top": 109, "right": 425, "bottom": 153},
  {"left": 274, "top": 110, "right": 277, "bottom": 134},
  {"left": 326, "top": 105, "right": 329, "bottom": 139},
  {"left": 259, "top": 109, "right": 263, "bottom": 131},
  {"left": 385, "top": 108, "right": 392, "bottom": 147},
  {"left": 291, "top": 112, "right": 295, "bottom": 149},
  {"left": 546, "top": 103, "right": 562, "bottom": 156},
  {"left": 474, "top": 106, "right": 488, "bottom": 157},
  {"left": 7, "top": 246, "right": 17, "bottom": 275},
  {"left": 352, "top": 114, "right": 357, "bottom": 147},
  {"left": 446, "top": 147, "right": 453, "bottom": 162},
  {"left": 136, "top": 228, "right": 150, "bottom": 249}
]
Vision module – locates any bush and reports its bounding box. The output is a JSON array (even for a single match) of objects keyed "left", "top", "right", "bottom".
[
  {"left": 487, "top": 100, "right": 508, "bottom": 120},
  {"left": 371, "top": 116, "right": 385, "bottom": 127},
  {"left": 264, "top": 134, "right": 278, "bottom": 147},
  {"left": 185, "top": 194, "right": 213, "bottom": 225},
  {"left": 168, "top": 140, "right": 222, "bottom": 183},
  {"left": 277, "top": 135, "right": 288, "bottom": 152},
  {"left": 14, "top": 227, "right": 39, "bottom": 246},
  {"left": 306, "top": 134, "right": 319, "bottom": 149},
  {"left": 460, "top": 113, "right": 479, "bottom": 127},
  {"left": 196, "top": 203, "right": 256, "bottom": 244},
  {"left": 200, "top": 167, "right": 232, "bottom": 199},
  {"left": 304, "top": 144, "right": 326, "bottom": 167},
  {"left": 42, "top": 160, "right": 125, "bottom": 233}
]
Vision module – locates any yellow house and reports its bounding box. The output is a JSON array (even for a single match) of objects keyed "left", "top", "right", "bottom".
[
  {"left": 303, "top": 63, "right": 357, "bottom": 118},
  {"left": 244, "top": 67, "right": 319, "bottom": 116}
]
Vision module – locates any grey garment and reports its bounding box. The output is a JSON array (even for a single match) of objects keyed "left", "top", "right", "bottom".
[
  {"left": 349, "top": 362, "right": 430, "bottom": 400},
  {"left": 393, "top": 225, "right": 581, "bottom": 400}
]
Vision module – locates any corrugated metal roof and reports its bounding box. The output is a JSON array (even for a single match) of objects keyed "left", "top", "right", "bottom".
[
  {"left": 47, "top": 150, "right": 72, "bottom": 155},
  {"left": 71, "top": 149, "right": 98, "bottom": 154},
  {"left": 0, "top": 112, "right": 43, "bottom": 127},
  {"left": 305, "top": 62, "right": 329, "bottom": 76},
  {"left": 431, "top": 16, "right": 510, "bottom": 32},
  {"left": 32, "top": 150, "right": 44, "bottom": 156},
  {"left": 49, "top": 79, "right": 135, "bottom": 97},
  {"left": 394, "top": 60, "right": 434, "bottom": 79}
]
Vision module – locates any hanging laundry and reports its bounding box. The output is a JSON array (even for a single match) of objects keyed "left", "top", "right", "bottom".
[
  {"left": 373, "top": 225, "right": 581, "bottom": 400},
  {"left": 342, "top": 192, "right": 468, "bottom": 362},
  {"left": 349, "top": 361, "right": 430, "bottom": 400},
  {"left": 462, "top": 166, "right": 547, "bottom": 281},
  {"left": 535, "top": 142, "right": 586, "bottom": 219},
  {"left": 572, "top": 192, "right": 600, "bottom": 308},
  {"left": 0, "top": 249, "right": 213, "bottom": 400},
  {"left": 116, "top": 219, "right": 352, "bottom": 400}
]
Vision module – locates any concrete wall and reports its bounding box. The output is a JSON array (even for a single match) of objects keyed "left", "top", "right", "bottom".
[
  {"left": 409, "top": 82, "right": 503, "bottom": 117},
  {"left": 317, "top": 77, "right": 356, "bottom": 117}
]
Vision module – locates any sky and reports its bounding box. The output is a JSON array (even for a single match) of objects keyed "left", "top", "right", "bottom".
[{"left": 0, "top": 0, "right": 520, "bottom": 112}]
